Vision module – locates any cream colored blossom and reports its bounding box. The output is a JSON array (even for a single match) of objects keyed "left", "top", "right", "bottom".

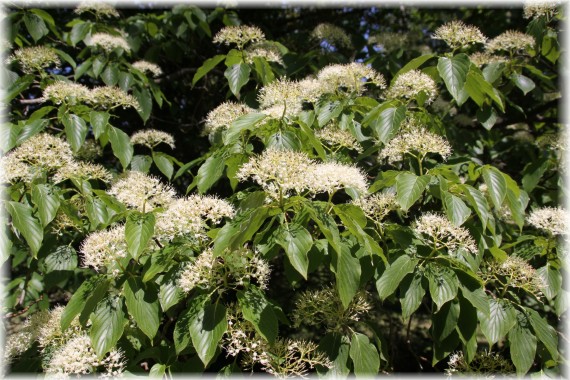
[
  {"left": 213, "top": 25, "right": 265, "bottom": 49},
  {"left": 10, "top": 46, "right": 60, "bottom": 74},
  {"left": 432, "top": 21, "right": 487, "bottom": 50},
  {"left": 245, "top": 42, "right": 283, "bottom": 64},
  {"left": 352, "top": 192, "right": 398, "bottom": 223},
  {"left": 0, "top": 155, "right": 38, "bottom": 183},
  {"left": 311, "top": 23, "right": 352, "bottom": 49},
  {"left": 368, "top": 32, "right": 408, "bottom": 52},
  {"left": 178, "top": 248, "right": 271, "bottom": 292},
  {"left": 42, "top": 81, "right": 91, "bottom": 105},
  {"left": 132, "top": 60, "right": 162, "bottom": 77},
  {"left": 486, "top": 31, "right": 535, "bottom": 53},
  {"left": 88, "top": 32, "right": 130, "bottom": 53},
  {"left": 524, "top": 1, "right": 559, "bottom": 19},
  {"left": 446, "top": 350, "right": 514, "bottom": 376},
  {"left": 91, "top": 86, "right": 140, "bottom": 110},
  {"left": 4, "top": 331, "right": 34, "bottom": 360},
  {"left": 53, "top": 161, "right": 112, "bottom": 183},
  {"left": 75, "top": 2, "right": 120, "bottom": 18},
  {"left": 315, "top": 124, "right": 362, "bottom": 152},
  {"left": 527, "top": 206, "right": 567, "bottom": 235},
  {"left": 107, "top": 171, "right": 176, "bottom": 211},
  {"left": 317, "top": 62, "right": 386, "bottom": 95},
  {"left": 414, "top": 213, "right": 478, "bottom": 254},
  {"left": 204, "top": 101, "right": 255, "bottom": 135},
  {"left": 258, "top": 78, "right": 304, "bottom": 117},
  {"left": 75, "top": 139, "right": 103, "bottom": 161},
  {"left": 385, "top": 69, "right": 438, "bottom": 104},
  {"left": 297, "top": 77, "right": 325, "bottom": 104},
  {"left": 484, "top": 256, "right": 546, "bottom": 298},
  {"left": 131, "top": 129, "right": 175, "bottom": 149},
  {"left": 80, "top": 225, "right": 128, "bottom": 272},
  {"left": 309, "top": 162, "right": 368, "bottom": 195},
  {"left": 223, "top": 304, "right": 267, "bottom": 359},
  {"left": 469, "top": 52, "right": 507, "bottom": 67}
]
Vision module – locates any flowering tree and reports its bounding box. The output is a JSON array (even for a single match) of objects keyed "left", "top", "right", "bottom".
[{"left": 1, "top": 2, "right": 565, "bottom": 377}]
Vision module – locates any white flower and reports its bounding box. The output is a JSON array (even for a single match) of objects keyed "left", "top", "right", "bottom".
[
  {"left": 315, "top": 124, "right": 362, "bottom": 152},
  {"left": 486, "top": 30, "right": 535, "bottom": 53},
  {"left": 132, "top": 60, "right": 162, "bottom": 76},
  {"left": 88, "top": 32, "right": 131, "bottom": 53},
  {"left": 414, "top": 213, "right": 478, "bottom": 254},
  {"left": 213, "top": 25, "right": 265, "bottom": 49},
  {"left": 204, "top": 101, "right": 255, "bottom": 135},
  {"left": 53, "top": 161, "right": 112, "bottom": 183},
  {"left": 527, "top": 206, "right": 567, "bottom": 235},
  {"left": 432, "top": 21, "right": 487, "bottom": 50},
  {"left": 309, "top": 161, "right": 368, "bottom": 195},
  {"left": 108, "top": 171, "right": 176, "bottom": 211},
  {"left": 352, "top": 192, "right": 398, "bottom": 222},
  {"left": 10, "top": 46, "right": 60, "bottom": 74},
  {"left": 317, "top": 62, "right": 386, "bottom": 95},
  {"left": 131, "top": 129, "right": 175, "bottom": 149},
  {"left": 75, "top": 2, "right": 120, "bottom": 18},
  {"left": 385, "top": 69, "right": 438, "bottom": 104},
  {"left": 80, "top": 225, "right": 128, "bottom": 272},
  {"left": 523, "top": 1, "right": 559, "bottom": 19}
]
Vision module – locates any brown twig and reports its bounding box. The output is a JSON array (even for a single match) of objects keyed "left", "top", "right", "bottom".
[{"left": 4, "top": 295, "right": 44, "bottom": 319}]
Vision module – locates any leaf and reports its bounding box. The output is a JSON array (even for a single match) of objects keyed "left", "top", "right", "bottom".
[
  {"left": 522, "top": 156, "right": 550, "bottom": 193},
  {"left": 481, "top": 166, "right": 507, "bottom": 210},
  {"left": 107, "top": 126, "right": 133, "bottom": 170},
  {"left": 90, "top": 295, "right": 125, "bottom": 358},
  {"left": 537, "top": 264, "right": 562, "bottom": 300},
  {"left": 350, "top": 332, "right": 380, "bottom": 376},
  {"left": 509, "top": 313, "right": 537, "bottom": 376},
  {"left": 24, "top": 13, "right": 49, "bottom": 41},
  {"left": 192, "top": 55, "right": 225, "bottom": 85},
  {"left": 478, "top": 298, "right": 516, "bottom": 345},
  {"left": 511, "top": 74, "right": 536, "bottom": 95},
  {"left": 143, "top": 246, "right": 177, "bottom": 283},
  {"left": 125, "top": 211, "right": 155, "bottom": 261},
  {"left": 252, "top": 56, "right": 275, "bottom": 85},
  {"left": 6, "top": 75, "right": 34, "bottom": 102},
  {"left": 90, "top": 111, "right": 110, "bottom": 139},
  {"left": 44, "top": 245, "right": 77, "bottom": 272},
  {"left": 442, "top": 191, "right": 471, "bottom": 227},
  {"left": 152, "top": 152, "right": 174, "bottom": 180},
  {"left": 318, "top": 333, "right": 350, "bottom": 377},
  {"left": 61, "top": 275, "right": 106, "bottom": 331},
  {"left": 224, "top": 112, "right": 266, "bottom": 145},
  {"left": 124, "top": 277, "right": 160, "bottom": 340},
  {"left": 316, "top": 100, "right": 343, "bottom": 127},
  {"left": 62, "top": 114, "right": 88, "bottom": 152},
  {"left": 130, "top": 155, "right": 153, "bottom": 173},
  {"left": 31, "top": 184, "right": 60, "bottom": 227},
  {"left": 526, "top": 308, "right": 559, "bottom": 360},
  {"left": 459, "top": 283, "right": 490, "bottom": 316},
  {"left": 395, "top": 172, "right": 430, "bottom": 211},
  {"left": 101, "top": 65, "right": 119, "bottom": 86},
  {"left": 159, "top": 267, "right": 184, "bottom": 312},
  {"left": 188, "top": 298, "right": 227, "bottom": 366},
  {"left": 476, "top": 106, "right": 498, "bottom": 130},
  {"left": 267, "top": 130, "right": 300, "bottom": 151},
  {"left": 437, "top": 54, "right": 470, "bottom": 104},
  {"left": 214, "top": 207, "right": 270, "bottom": 255},
  {"left": 70, "top": 22, "right": 90, "bottom": 46},
  {"left": 149, "top": 364, "right": 166, "bottom": 377},
  {"left": 224, "top": 63, "right": 250, "bottom": 98},
  {"left": 237, "top": 286, "right": 278, "bottom": 343},
  {"left": 399, "top": 271, "right": 425, "bottom": 320},
  {"left": 393, "top": 54, "right": 436, "bottom": 80},
  {"left": 84, "top": 197, "right": 110, "bottom": 228},
  {"left": 459, "top": 184, "right": 492, "bottom": 233},
  {"left": 276, "top": 223, "right": 312, "bottom": 279},
  {"left": 465, "top": 69, "right": 504, "bottom": 112},
  {"left": 196, "top": 153, "right": 225, "bottom": 193},
  {"left": 332, "top": 243, "right": 362, "bottom": 309},
  {"left": 133, "top": 87, "right": 153, "bottom": 123},
  {"left": 376, "top": 254, "right": 416, "bottom": 301},
  {"left": 426, "top": 264, "right": 458, "bottom": 310},
  {"left": 371, "top": 106, "right": 406, "bottom": 144},
  {"left": 6, "top": 201, "right": 43, "bottom": 257},
  {"left": 118, "top": 72, "right": 134, "bottom": 91},
  {"left": 432, "top": 301, "right": 460, "bottom": 341}
]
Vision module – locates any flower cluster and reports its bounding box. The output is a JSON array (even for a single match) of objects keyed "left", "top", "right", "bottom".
[
  {"left": 75, "top": 139, "right": 103, "bottom": 161},
  {"left": 154, "top": 195, "right": 235, "bottom": 243},
  {"left": 88, "top": 32, "right": 131, "bottom": 53},
  {"left": 90, "top": 86, "right": 140, "bottom": 110},
  {"left": 368, "top": 32, "right": 409, "bottom": 53},
  {"left": 352, "top": 192, "right": 399, "bottom": 223},
  {"left": 292, "top": 287, "right": 371, "bottom": 333},
  {"left": 107, "top": 171, "right": 176, "bottom": 211},
  {"left": 468, "top": 51, "right": 507, "bottom": 67},
  {"left": 204, "top": 101, "right": 255, "bottom": 135},
  {"left": 486, "top": 30, "right": 535, "bottom": 53},
  {"left": 310, "top": 162, "right": 368, "bottom": 195},
  {"left": 10, "top": 46, "right": 60, "bottom": 74},
  {"left": 178, "top": 248, "right": 271, "bottom": 292},
  {"left": 80, "top": 224, "right": 128, "bottom": 273},
  {"left": 245, "top": 42, "right": 284, "bottom": 65},
  {"left": 380, "top": 125, "right": 452, "bottom": 165},
  {"left": 223, "top": 305, "right": 268, "bottom": 359},
  {"left": 310, "top": 23, "right": 352, "bottom": 49},
  {"left": 446, "top": 350, "right": 514, "bottom": 376},
  {"left": 213, "top": 25, "right": 265, "bottom": 49},
  {"left": 132, "top": 60, "right": 163, "bottom": 77},
  {"left": 258, "top": 78, "right": 305, "bottom": 117},
  {"left": 53, "top": 161, "right": 112, "bottom": 183},
  {"left": 42, "top": 82, "right": 140, "bottom": 110},
  {"left": 74, "top": 2, "right": 120, "bottom": 18},
  {"left": 523, "top": 1, "right": 559, "bottom": 19},
  {"left": 317, "top": 62, "right": 386, "bottom": 95},
  {"left": 483, "top": 256, "right": 546, "bottom": 298},
  {"left": 413, "top": 213, "right": 478, "bottom": 255},
  {"left": 315, "top": 124, "right": 362, "bottom": 152},
  {"left": 131, "top": 129, "right": 175, "bottom": 149},
  {"left": 527, "top": 206, "right": 567, "bottom": 236},
  {"left": 432, "top": 21, "right": 487, "bottom": 50},
  {"left": 385, "top": 69, "right": 438, "bottom": 104},
  {"left": 42, "top": 81, "right": 91, "bottom": 105}
]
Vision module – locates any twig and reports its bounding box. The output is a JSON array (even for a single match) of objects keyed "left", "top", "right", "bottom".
[{"left": 4, "top": 295, "right": 44, "bottom": 319}]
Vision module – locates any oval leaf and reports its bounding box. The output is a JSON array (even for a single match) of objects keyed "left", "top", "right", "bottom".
[
  {"left": 89, "top": 295, "right": 125, "bottom": 358},
  {"left": 350, "top": 332, "right": 380, "bottom": 376}
]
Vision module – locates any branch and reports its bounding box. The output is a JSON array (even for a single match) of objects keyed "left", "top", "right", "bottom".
[{"left": 17, "top": 98, "right": 44, "bottom": 105}]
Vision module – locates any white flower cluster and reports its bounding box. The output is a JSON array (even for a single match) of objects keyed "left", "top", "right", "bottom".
[
  {"left": 524, "top": 1, "right": 559, "bottom": 19},
  {"left": 131, "top": 129, "right": 175, "bottom": 149},
  {"left": 89, "top": 86, "right": 141, "bottom": 110},
  {"left": 53, "top": 161, "right": 112, "bottom": 183},
  {"left": 178, "top": 248, "right": 271, "bottom": 292},
  {"left": 107, "top": 171, "right": 176, "bottom": 212},
  {"left": 485, "top": 256, "right": 546, "bottom": 297},
  {"left": 258, "top": 78, "right": 306, "bottom": 118},
  {"left": 315, "top": 124, "right": 362, "bottom": 152},
  {"left": 317, "top": 62, "right": 386, "bottom": 95},
  {"left": 310, "top": 23, "right": 352, "bottom": 49},
  {"left": 385, "top": 69, "right": 438, "bottom": 104},
  {"left": 204, "top": 101, "right": 255, "bottom": 135},
  {"left": 236, "top": 148, "right": 368, "bottom": 199},
  {"left": 413, "top": 213, "right": 478, "bottom": 255},
  {"left": 154, "top": 195, "right": 235, "bottom": 243},
  {"left": 42, "top": 81, "right": 91, "bottom": 105},
  {"left": 432, "top": 21, "right": 487, "bottom": 50},
  {"left": 245, "top": 42, "right": 284, "bottom": 65},
  {"left": 10, "top": 46, "right": 60, "bottom": 74},
  {"left": 88, "top": 32, "right": 131, "bottom": 53},
  {"left": 80, "top": 224, "right": 128, "bottom": 272},
  {"left": 527, "top": 206, "right": 567, "bottom": 235},
  {"left": 74, "top": 2, "right": 120, "bottom": 18},
  {"left": 368, "top": 32, "right": 409, "bottom": 53},
  {"left": 132, "top": 60, "right": 163, "bottom": 77},
  {"left": 486, "top": 30, "right": 535, "bottom": 53},
  {"left": 446, "top": 350, "right": 514, "bottom": 376},
  {"left": 469, "top": 51, "right": 507, "bottom": 67},
  {"left": 42, "top": 82, "right": 140, "bottom": 110},
  {"left": 223, "top": 305, "right": 268, "bottom": 359},
  {"left": 213, "top": 25, "right": 265, "bottom": 49},
  {"left": 352, "top": 192, "right": 399, "bottom": 223}
]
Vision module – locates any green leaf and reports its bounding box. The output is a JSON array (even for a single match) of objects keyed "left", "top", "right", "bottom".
[
  {"left": 118, "top": 72, "right": 134, "bottom": 91},
  {"left": 70, "top": 22, "right": 90, "bottom": 46},
  {"left": 395, "top": 173, "right": 430, "bottom": 211},
  {"left": 61, "top": 275, "right": 106, "bottom": 331},
  {"left": 393, "top": 54, "right": 435, "bottom": 80},
  {"left": 522, "top": 156, "right": 550, "bottom": 193},
  {"left": 476, "top": 106, "right": 498, "bottom": 130},
  {"left": 456, "top": 295, "right": 478, "bottom": 362},
  {"left": 92, "top": 56, "right": 106, "bottom": 77},
  {"left": 478, "top": 298, "right": 516, "bottom": 345},
  {"left": 318, "top": 333, "right": 350, "bottom": 377},
  {"left": 511, "top": 74, "right": 535, "bottom": 95},
  {"left": 459, "top": 283, "right": 490, "bottom": 316},
  {"left": 188, "top": 298, "right": 227, "bottom": 366},
  {"left": 481, "top": 166, "right": 507, "bottom": 210},
  {"left": 153, "top": 152, "right": 174, "bottom": 180},
  {"left": 276, "top": 223, "right": 312, "bottom": 279},
  {"left": 130, "top": 155, "right": 153, "bottom": 173},
  {"left": 31, "top": 184, "right": 60, "bottom": 227},
  {"left": 237, "top": 286, "right": 278, "bottom": 343},
  {"left": 350, "top": 332, "right": 380, "bottom": 376},
  {"left": 465, "top": 70, "right": 504, "bottom": 112},
  {"left": 427, "top": 264, "right": 458, "bottom": 310},
  {"left": 399, "top": 271, "right": 425, "bottom": 320},
  {"left": 133, "top": 87, "right": 152, "bottom": 123},
  {"left": 252, "top": 56, "right": 275, "bottom": 85},
  {"left": 159, "top": 267, "right": 184, "bottom": 312},
  {"left": 107, "top": 126, "right": 133, "bottom": 170},
  {"left": 192, "top": 55, "right": 225, "bottom": 85},
  {"left": 509, "top": 313, "right": 537, "bottom": 376},
  {"left": 537, "top": 264, "right": 562, "bottom": 300},
  {"left": 214, "top": 207, "right": 270, "bottom": 255},
  {"left": 15, "top": 119, "right": 47, "bottom": 147},
  {"left": 74, "top": 58, "right": 93, "bottom": 80},
  {"left": 149, "top": 364, "right": 167, "bottom": 378},
  {"left": 85, "top": 197, "right": 110, "bottom": 228},
  {"left": 101, "top": 65, "right": 119, "bottom": 86},
  {"left": 44, "top": 246, "right": 77, "bottom": 272},
  {"left": 196, "top": 153, "right": 225, "bottom": 193},
  {"left": 24, "top": 13, "right": 49, "bottom": 41},
  {"left": 437, "top": 54, "right": 470, "bottom": 104},
  {"left": 459, "top": 184, "right": 492, "bottom": 233},
  {"left": 90, "top": 295, "right": 125, "bottom": 358},
  {"left": 62, "top": 114, "right": 88, "bottom": 153},
  {"left": 6, "top": 201, "right": 43, "bottom": 257},
  {"left": 224, "top": 112, "right": 266, "bottom": 144},
  {"left": 432, "top": 300, "right": 460, "bottom": 340},
  {"left": 90, "top": 111, "right": 109, "bottom": 139},
  {"left": 124, "top": 277, "right": 160, "bottom": 340},
  {"left": 442, "top": 191, "right": 471, "bottom": 227},
  {"left": 6, "top": 75, "right": 34, "bottom": 102},
  {"left": 371, "top": 106, "right": 406, "bottom": 144},
  {"left": 376, "top": 254, "right": 416, "bottom": 301},
  {"left": 224, "top": 63, "right": 250, "bottom": 98},
  {"left": 125, "top": 212, "right": 155, "bottom": 260},
  {"left": 267, "top": 130, "right": 300, "bottom": 151},
  {"left": 143, "top": 246, "right": 177, "bottom": 283},
  {"left": 332, "top": 243, "right": 362, "bottom": 309},
  {"left": 317, "top": 100, "right": 343, "bottom": 127},
  {"left": 526, "top": 308, "right": 559, "bottom": 360}
]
